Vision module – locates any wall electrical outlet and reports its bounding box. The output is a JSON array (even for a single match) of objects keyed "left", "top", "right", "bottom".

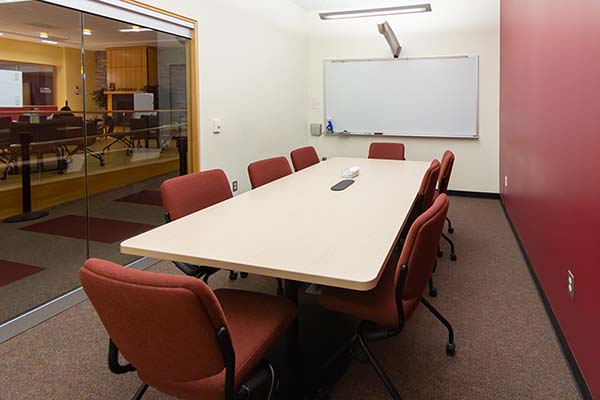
[
  {"left": 232, "top": 180, "right": 238, "bottom": 192},
  {"left": 568, "top": 270, "right": 575, "bottom": 299},
  {"left": 504, "top": 176, "right": 508, "bottom": 188}
]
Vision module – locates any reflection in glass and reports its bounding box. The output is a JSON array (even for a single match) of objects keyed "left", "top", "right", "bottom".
[{"left": 0, "top": 0, "right": 190, "bottom": 325}]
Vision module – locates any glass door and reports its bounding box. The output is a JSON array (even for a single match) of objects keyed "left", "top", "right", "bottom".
[
  {"left": 81, "top": 13, "right": 190, "bottom": 264},
  {"left": 0, "top": 0, "right": 192, "bottom": 327},
  {"left": 0, "top": 1, "right": 87, "bottom": 323}
]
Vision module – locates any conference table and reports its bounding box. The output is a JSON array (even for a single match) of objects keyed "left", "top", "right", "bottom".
[{"left": 120, "top": 157, "right": 429, "bottom": 395}]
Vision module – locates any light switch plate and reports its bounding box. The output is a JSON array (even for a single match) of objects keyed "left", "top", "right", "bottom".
[{"left": 213, "top": 118, "right": 222, "bottom": 134}]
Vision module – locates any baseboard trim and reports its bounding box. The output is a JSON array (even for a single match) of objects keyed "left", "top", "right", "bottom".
[
  {"left": 499, "top": 198, "right": 592, "bottom": 400},
  {"left": 447, "top": 190, "right": 500, "bottom": 199},
  {"left": 0, "top": 257, "right": 159, "bottom": 344}
]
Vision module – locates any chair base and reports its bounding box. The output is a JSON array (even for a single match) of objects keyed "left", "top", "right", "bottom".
[
  {"left": 446, "top": 216, "right": 454, "bottom": 234},
  {"left": 420, "top": 297, "right": 455, "bottom": 356},
  {"left": 131, "top": 383, "right": 149, "bottom": 400},
  {"left": 441, "top": 233, "right": 457, "bottom": 261},
  {"left": 428, "top": 278, "right": 438, "bottom": 297}
]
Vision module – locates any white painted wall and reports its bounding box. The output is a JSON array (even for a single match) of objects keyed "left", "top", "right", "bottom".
[
  {"left": 141, "top": 0, "right": 309, "bottom": 193},
  {"left": 306, "top": 0, "right": 500, "bottom": 192},
  {"left": 141, "top": 0, "right": 499, "bottom": 193}
]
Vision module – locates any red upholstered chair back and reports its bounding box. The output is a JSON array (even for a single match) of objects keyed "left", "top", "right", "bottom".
[
  {"left": 248, "top": 156, "right": 292, "bottom": 189},
  {"left": 161, "top": 169, "right": 233, "bottom": 221},
  {"left": 368, "top": 142, "right": 406, "bottom": 160},
  {"left": 290, "top": 146, "right": 320, "bottom": 172},
  {"left": 397, "top": 194, "right": 449, "bottom": 301},
  {"left": 438, "top": 150, "right": 455, "bottom": 195},
  {"left": 80, "top": 258, "right": 229, "bottom": 383},
  {"left": 419, "top": 159, "right": 441, "bottom": 212}
]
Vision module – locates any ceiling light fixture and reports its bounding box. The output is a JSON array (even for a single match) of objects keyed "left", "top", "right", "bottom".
[
  {"left": 83, "top": 29, "right": 92, "bottom": 36},
  {"left": 0, "top": 33, "right": 4, "bottom": 36},
  {"left": 39, "top": 32, "right": 49, "bottom": 38},
  {"left": 319, "top": 3, "right": 432, "bottom": 20},
  {"left": 118, "top": 25, "right": 152, "bottom": 33},
  {"left": 41, "top": 39, "right": 58, "bottom": 45}
]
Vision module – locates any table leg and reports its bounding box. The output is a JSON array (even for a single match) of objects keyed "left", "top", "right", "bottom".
[
  {"left": 3, "top": 132, "right": 48, "bottom": 223},
  {"left": 283, "top": 279, "right": 304, "bottom": 399}
]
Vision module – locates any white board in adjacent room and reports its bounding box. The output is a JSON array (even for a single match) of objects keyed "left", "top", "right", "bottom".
[
  {"left": 0, "top": 70, "right": 23, "bottom": 107},
  {"left": 324, "top": 56, "right": 479, "bottom": 138}
]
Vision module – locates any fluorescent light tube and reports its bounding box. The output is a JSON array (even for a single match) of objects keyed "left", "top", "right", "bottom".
[
  {"left": 83, "top": 29, "right": 92, "bottom": 36},
  {"left": 39, "top": 32, "right": 48, "bottom": 38},
  {"left": 41, "top": 39, "right": 58, "bottom": 44},
  {"left": 118, "top": 25, "right": 152, "bottom": 33},
  {"left": 320, "top": 4, "right": 432, "bottom": 20}
]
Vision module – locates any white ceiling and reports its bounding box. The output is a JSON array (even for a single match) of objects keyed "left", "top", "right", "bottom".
[{"left": 290, "top": 0, "right": 418, "bottom": 11}]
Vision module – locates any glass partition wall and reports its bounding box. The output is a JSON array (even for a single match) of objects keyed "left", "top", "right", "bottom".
[{"left": 0, "top": 1, "right": 190, "bottom": 324}]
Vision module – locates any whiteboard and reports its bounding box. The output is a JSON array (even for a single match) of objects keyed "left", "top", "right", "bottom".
[
  {"left": 324, "top": 56, "right": 479, "bottom": 138},
  {"left": 0, "top": 70, "right": 23, "bottom": 107}
]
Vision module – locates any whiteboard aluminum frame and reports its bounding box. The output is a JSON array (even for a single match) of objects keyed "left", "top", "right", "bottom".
[{"left": 322, "top": 55, "right": 480, "bottom": 139}]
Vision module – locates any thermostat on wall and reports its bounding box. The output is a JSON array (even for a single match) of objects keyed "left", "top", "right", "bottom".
[{"left": 310, "top": 123, "right": 323, "bottom": 136}]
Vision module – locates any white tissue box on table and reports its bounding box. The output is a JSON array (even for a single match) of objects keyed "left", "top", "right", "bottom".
[{"left": 341, "top": 166, "right": 360, "bottom": 178}]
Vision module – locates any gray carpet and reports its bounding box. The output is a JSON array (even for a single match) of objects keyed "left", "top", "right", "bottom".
[{"left": 0, "top": 197, "right": 581, "bottom": 399}]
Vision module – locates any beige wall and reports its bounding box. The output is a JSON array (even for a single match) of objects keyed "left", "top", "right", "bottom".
[
  {"left": 137, "top": 0, "right": 309, "bottom": 193},
  {"left": 0, "top": 37, "right": 96, "bottom": 112},
  {"left": 305, "top": 0, "right": 500, "bottom": 193}
]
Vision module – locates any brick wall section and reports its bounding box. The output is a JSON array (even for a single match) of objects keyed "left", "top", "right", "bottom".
[{"left": 95, "top": 51, "right": 107, "bottom": 89}]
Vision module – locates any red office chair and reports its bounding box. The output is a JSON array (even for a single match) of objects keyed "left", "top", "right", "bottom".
[
  {"left": 247, "top": 156, "right": 292, "bottom": 189},
  {"left": 435, "top": 150, "right": 457, "bottom": 261},
  {"left": 399, "top": 159, "right": 440, "bottom": 241},
  {"left": 161, "top": 169, "right": 244, "bottom": 282},
  {"left": 290, "top": 146, "right": 320, "bottom": 172},
  {"left": 368, "top": 142, "right": 406, "bottom": 161},
  {"left": 247, "top": 156, "right": 292, "bottom": 294},
  {"left": 319, "top": 194, "right": 454, "bottom": 400},
  {"left": 397, "top": 159, "right": 440, "bottom": 297},
  {"left": 80, "top": 258, "right": 296, "bottom": 400}
]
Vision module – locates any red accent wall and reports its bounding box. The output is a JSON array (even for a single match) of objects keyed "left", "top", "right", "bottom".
[{"left": 500, "top": 0, "right": 600, "bottom": 395}]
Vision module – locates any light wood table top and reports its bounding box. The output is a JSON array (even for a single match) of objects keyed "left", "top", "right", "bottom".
[{"left": 121, "top": 157, "right": 430, "bottom": 291}]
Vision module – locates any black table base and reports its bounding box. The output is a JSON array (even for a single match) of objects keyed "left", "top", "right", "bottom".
[{"left": 3, "top": 210, "right": 49, "bottom": 223}]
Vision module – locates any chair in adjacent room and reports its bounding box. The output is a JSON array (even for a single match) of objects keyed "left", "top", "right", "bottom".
[
  {"left": 247, "top": 156, "right": 293, "bottom": 294},
  {"left": 0, "top": 117, "right": 17, "bottom": 180},
  {"left": 247, "top": 156, "right": 293, "bottom": 189},
  {"left": 436, "top": 150, "right": 457, "bottom": 261},
  {"left": 80, "top": 258, "right": 296, "bottom": 400},
  {"left": 102, "top": 115, "right": 134, "bottom": 154},
  {"left": 290, "top": 146, "right": 320, "bottom": 172},
  {"left": 161, "top": 169, "right": 244, "bottom": 282},
  {"left": 367, "top": 142, "right": 406, "bottom": 161},
  {"left": 319, "top": 194, "right": 454, "bottom": 400}
]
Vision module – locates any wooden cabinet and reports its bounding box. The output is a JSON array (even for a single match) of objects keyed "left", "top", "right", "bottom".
[{"left": 106, "top": 46, "right": 158, "bottom": 90}]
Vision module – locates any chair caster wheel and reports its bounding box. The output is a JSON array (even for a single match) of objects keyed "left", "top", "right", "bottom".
[
  {"left": 229, "top": 271, "right": 238, "bottom": 281},
  {"left": 450, "top": 254, "right": 457, "bottom": 261},
  {"left": 446, "top": 343, "right": 456, "bottom": 356},
  {"left": 240, "top": 272, "right": 248, "bottom": 278},
  {"left": 437, "top": 249, "right": 443, "bottom": 258},
  {"left": 429, "top": 287, "right": 437, "bottom": 297},
  {"left": 448, "top": 227, "right": 454, "bottom": 234}
]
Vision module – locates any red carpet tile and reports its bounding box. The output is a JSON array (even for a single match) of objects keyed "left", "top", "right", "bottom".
[
  {"left": 114, "top": 190, "right": 163, "bottom": 207},
  {"left": 0, "top": 260, "right": 45, "bottom": 287},
  {"left": 19, "top": 215, "right": 156, "bottom": 244}
]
